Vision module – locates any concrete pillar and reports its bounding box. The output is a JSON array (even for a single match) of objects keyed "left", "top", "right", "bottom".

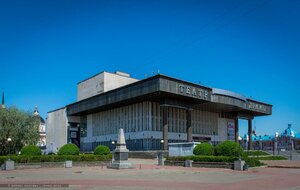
[
  {"left": 186, "top": 109, "right": 192, "bottom": 142},
  {"left": 162, "top": 106, "right": 168, "bottom": 150},
  {"left": 235, "top": 118, "right": 239, "bottom": 143},
  {"left": 248, "top": 119, "right": 253, "bottom": 150}
]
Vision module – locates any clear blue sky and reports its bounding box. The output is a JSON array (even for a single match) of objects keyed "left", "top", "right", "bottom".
[{"left": 1, "top": 0, "right": 299, "bottom": 136}]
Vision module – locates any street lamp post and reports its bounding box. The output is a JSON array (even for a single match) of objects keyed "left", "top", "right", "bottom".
[
  {"left": 158, "top": 139, "right": 165, "bottom": 166},
  {"left": 258, "top": 136, "right": 262, "bottom": 158},
  {"left": 213, "top": 132, "right": 216, "bottom": 146},
  {"left": 273, "top": 137, "right": 275, "bottom": 156},
  {"left": 160, "top": 139, "right": 164, "bottom": 151},
  {"left": 290, "top": 131, "right": 295, "bottom": 160},
  {"left": 245, "top": 135, "right": 249, "bottom": 155},
  {"left": 275, "top": 132, "right": 279, "bottom": 155},
  {"left": 238, "top": 136, "right": 242, "bottom": 161},
  {"left": 112, "top": 140, "right": 115, "bottom": 150},
  {"left": 7, "top": 138, "right": 12, "bottom": 161}
]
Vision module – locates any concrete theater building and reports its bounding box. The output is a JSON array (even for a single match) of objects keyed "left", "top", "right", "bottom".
[{"left": 46, "top": 71, "right": 272, "bottom": 153}]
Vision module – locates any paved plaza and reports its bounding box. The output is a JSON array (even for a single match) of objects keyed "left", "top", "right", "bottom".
[{"left": 0, "top": 159, "right": 300, "bottom": 190}]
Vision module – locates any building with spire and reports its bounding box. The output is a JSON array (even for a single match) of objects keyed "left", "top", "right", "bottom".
[
  {"left": 33, "top": 106, "right": 46, "bottom": 148},
  {"left": 240, "top": 124, "right": 300, "bottom": 151}
]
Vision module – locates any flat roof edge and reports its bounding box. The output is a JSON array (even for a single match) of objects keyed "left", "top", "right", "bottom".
[
  {"left": 247, "top": 98, "right": 273, "bottom": 107},
  {"left": 47, "top": 106, "right": 66, "bottom": 113}
]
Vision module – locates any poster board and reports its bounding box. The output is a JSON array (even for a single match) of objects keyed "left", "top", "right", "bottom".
[{"left": 227, "top": 121, "right": 235, "bottom": 141}]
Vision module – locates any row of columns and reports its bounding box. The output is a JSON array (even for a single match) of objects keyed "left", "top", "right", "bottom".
[
  {"left": 163, "top": 105, "right": 254, "bottom": 151},
  {"left": 235, "top": 117, "right": 253, "bottom": 150},
  {"left": 162, "top": 106, "right": 192, "bottom": 150}
]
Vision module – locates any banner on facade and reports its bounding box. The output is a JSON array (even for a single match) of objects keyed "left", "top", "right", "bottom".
[{"left": 227, "top": 121, "right": 235, "bottom": 141}]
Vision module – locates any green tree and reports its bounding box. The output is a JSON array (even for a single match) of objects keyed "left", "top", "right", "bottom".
[{"left": 0, "top": 106, "right": 40, "bottom": 155}]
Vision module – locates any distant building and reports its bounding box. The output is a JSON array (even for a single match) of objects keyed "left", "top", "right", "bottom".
[
  {"left": 241, "top": 124, "right": 300, "bottom": 150},
  {"left": 46, "top": 71, "right": 272, "bottom": 153},
  {"left": 33, "top": 106, "right": 46, "bottom": 148}
]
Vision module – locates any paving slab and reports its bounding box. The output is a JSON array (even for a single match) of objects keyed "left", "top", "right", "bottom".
[
  {"left": 0, "top": 159, "right": 299, "bottom": 190},
  {"left": 262, "top": 160, "right": 300, "bottom": 168}
]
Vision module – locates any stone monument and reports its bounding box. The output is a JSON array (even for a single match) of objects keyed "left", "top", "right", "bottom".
[{"left": 108, "top": 128, "right": 133, "bottom": 169}]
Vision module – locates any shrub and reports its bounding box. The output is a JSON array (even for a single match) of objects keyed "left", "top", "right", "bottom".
[
  {"left": 57, "top": 144, "right": 79, "bottom": 155},
  {"left": 243, "top": 157, "right": 264, "bottom": 167},
  {"left": 193, "top": 143, "right": 214, "bottom": 156},
  {"left": 0, "top": 156, "right": 8, "bottom": 165},
  {"left": 81, "top": 154, "right": 112, "bottom": 161},
  {"left": 166, "top": 155, "right": 237, "bottom": 163},
  {"left": 0, "top": 154, "right": 112, "bottom": 164},
  {"left": 94, "top": 145, "right": 111, "bottom": 155},
  {"left": 257, "top": 156, "right": 287, "bottom": 161},
  {"left": 20, "top": 145, "right": 41, "bottom": 156},
  {"left": 215, "top": 141, "right": 243, "bottom": 157}
]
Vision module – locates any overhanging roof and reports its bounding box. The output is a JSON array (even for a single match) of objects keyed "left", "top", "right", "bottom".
[{"left": 67, "top": 74, "right": 272, "bottom": 117}]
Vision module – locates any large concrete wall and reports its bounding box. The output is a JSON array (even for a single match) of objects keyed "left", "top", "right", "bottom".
[
  {"left": 80, "top": 101, "right": 228, "bottom": 151},
  {"left": 77, "top": 73, "right": 104, "bottom": 101},
  {"left": 46, "top": 108, "right": 68, "bottom": 153},
  {"left": 77, "top": 71, "right": 138, "bottom": 101},
  {"left": 103, "top": 72, "right": 138, "bottom": 93}
]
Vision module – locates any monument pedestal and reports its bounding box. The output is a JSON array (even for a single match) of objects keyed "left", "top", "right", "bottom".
[
  {"left": 108, "top": 128, "right": 134, "bottom": 169},
  {"left": 108, "top": 151, "right": 133, "bottom": 169},
  {"left": 109, "top": 161, "right": 133, "bottom": 169}
]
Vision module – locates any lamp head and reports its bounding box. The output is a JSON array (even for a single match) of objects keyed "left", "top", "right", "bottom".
[{"left": 7, "top": 138, "right": 11, "bottom": 142}]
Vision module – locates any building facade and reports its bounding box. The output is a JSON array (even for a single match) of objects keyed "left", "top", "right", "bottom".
[{"left": 46, "top": 71, "right": 272, "bottom": 152}]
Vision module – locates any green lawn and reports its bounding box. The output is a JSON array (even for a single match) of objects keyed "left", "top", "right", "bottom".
[
  {"left": 257, "top": 156, "right": 287, "bottom": 160},
  {"left": 244, "top": 151, "right": 270, "bottom": 156}
]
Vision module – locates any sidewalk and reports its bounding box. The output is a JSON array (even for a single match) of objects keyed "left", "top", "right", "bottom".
[
  {"left": 0, "top": 159, "right": 299, "bottom": 190},
  {"left": 262, "top": 160, "right": 300, "bottom": 168}
]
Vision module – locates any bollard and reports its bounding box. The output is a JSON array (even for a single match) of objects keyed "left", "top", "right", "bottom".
[
  {"left": 64, "top": 160, "right": 72, "bottom": 168},
  {"left": 5, "top": 160, "right": 14, "bottom": 171},
  {"left": 234, "top": 160, "right": 245, "bottom": 171},
  {"left": 184, "top": 160, "right": 193, "bottom": 167},
  {"left": 158, "top": 152, "right": 164, "bottom": 166}
]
